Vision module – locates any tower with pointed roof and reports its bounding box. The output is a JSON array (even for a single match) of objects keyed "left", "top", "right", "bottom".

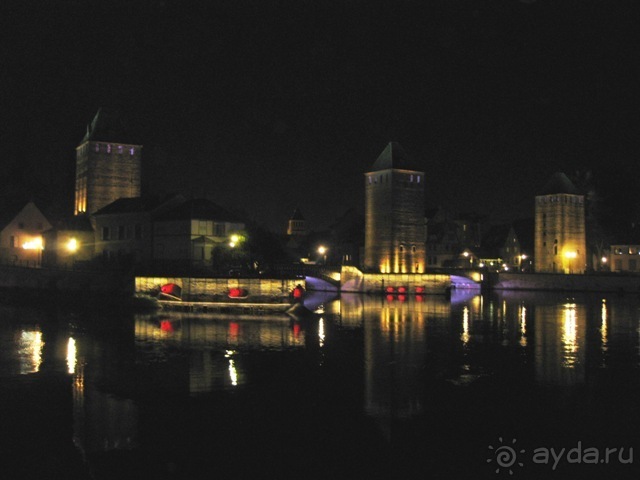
[
  {"left": 74, "top": 108, "right": 142, "bottom": 216},
  {"left": 287, "top": 207, "right": 307, "bottom": 236},
  {"left": 364, "top": 142, "right": 426, "bottom": 273},
  {"left": 534, "top": 172, "right": 586, "bottom": 273}
]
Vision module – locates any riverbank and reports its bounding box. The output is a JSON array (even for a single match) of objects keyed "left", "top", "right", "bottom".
[{"left": 487, "top": 271, "right": 640, "bottom": 293}]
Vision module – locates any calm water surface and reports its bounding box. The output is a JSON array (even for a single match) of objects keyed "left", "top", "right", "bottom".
[{"left": 2, "top": 290, "right": 640, "bottom": 479}]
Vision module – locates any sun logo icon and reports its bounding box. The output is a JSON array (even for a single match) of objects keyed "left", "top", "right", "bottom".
[{"left": 487, "top": 437, "right": 525, "bottom": 475}]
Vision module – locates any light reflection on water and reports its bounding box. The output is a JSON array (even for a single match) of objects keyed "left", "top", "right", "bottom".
[{"left": 2, "top": 292, "right": 640, "bottom": 478}]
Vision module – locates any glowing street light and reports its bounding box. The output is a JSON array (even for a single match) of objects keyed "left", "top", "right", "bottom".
[
  {"left": 318, "top": 245, "right": 328, "bottom": 264},
  {"left": 66, "top": 238, "right": 78, "bottom": 253},
  {"left": 229, "top": 234, "right": 241, "bottom": 248},
  {"left": 564, "top": 250, "right": 577, "bottom": 274}
]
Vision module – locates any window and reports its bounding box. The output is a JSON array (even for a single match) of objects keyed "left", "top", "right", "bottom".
[
  {"left": 215, "top": 224, "right": 226, "bottom": 236},
  {"left": 10, "top": 236, "right": 15, "bottom": 248},
  {"left": 126, "top": 225, "right": 132, "bottom": 239},
  {"left": 118, "top": 145, "right": 123, "bottom": 154},
  {"left": 118, "top": 226, "right": 125, "bottom": 240},
  {"left": 410, "top": 174, "right": 414, "bottom": 182},
  {"left": 107, "top": 144, "right": 112, "bottom": 153},
  {"left": 412, "top": 245, "right": 416, "bottom": 253},
  {"left": 102, "top": 227, "right": 110, "bottom": 241},
  {"left": 130, "top": 147, "right": 135, "bottom": 155},
  {"left": 18, "top": 222, "right": 24, "bottom": 229},
  {"left": 630, "top": 259, "right": 637, "bottom": 271},
  {"left": 368, "top": 177, "right": 372, "bottom": 185},
  {"left": 399, "top": 245, "right": 404, "bottom": 253},
  {"left": 417, "top": 175, "right": 421, "bottom": 183},
  {"left": 134, "top": 224, "right": 142, "bottom": 240},
  {"left": 95, "top": 144, "right": 100, "bottom": 153}
]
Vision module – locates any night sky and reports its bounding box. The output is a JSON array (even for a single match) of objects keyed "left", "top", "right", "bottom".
[{"left": 1, "top": 0, "right": 639, "bottom": 233}]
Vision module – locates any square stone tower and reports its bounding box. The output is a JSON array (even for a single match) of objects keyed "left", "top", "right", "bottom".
[
  {"left": 74, "top": 108, "right": 142, "bottom": 216},
  {"left": 364, "top": 142, "right": 426, "bottom": 273},
  {"left": 534, "top": 172, "right": 586, "bottom": 273}
]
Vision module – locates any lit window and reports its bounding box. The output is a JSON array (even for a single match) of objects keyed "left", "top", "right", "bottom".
[
  {"left": 130, "top": 147, "right": 135, "bottom": 155},
  {"left": 410, "top": 174, "right": 414, "bottom": 182},
  {"left": 118, "top": 145, "right": 123, "bottom": 154},
  {"left": 368, "top": 177, "right": 372, "bottom": 185},
  {"left": 95, "top": 144, "right": 100, "bottom": 153},
  {"left": 107, "top": 144, "right": 112, "bottom": 153},
  {"left": 417, "top": 176, "right": 421, "bottom": 183},
  {"left": 102, "top": 227, "right": 110, "bottom": 241}
]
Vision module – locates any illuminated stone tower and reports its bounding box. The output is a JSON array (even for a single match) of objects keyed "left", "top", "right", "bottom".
[
  {"left": 534, "top": 172, "right": 586, "bottom": 274},
  {"left": 74, "top": 108, "right": 142, "bottom": 216},
  {"left": 364, "top": 142, "right": 426, "bottom": 273},
  {"left": 287, "top": 207, "right": 307, "bottom": 236}
]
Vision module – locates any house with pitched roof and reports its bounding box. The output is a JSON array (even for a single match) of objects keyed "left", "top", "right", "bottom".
[
  {"left": 0, "top": 201, "right": 52, "bottom": 267},
  {"left": 92, "top": 194, "right": 184, "bottom": 266},
  {"left": 152, "top": 198, "right": 245, "bottom": 272}
]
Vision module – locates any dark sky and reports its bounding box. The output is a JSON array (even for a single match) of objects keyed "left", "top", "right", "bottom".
[{"left": 1, "top": 0, "right": 639, "bottom": 232}]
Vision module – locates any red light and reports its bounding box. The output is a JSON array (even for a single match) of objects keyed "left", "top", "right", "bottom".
[
  {"left": 229, "top": 288, "right": 248, "bottom": 298},
  {"left": 398, "top": 294, "right": 406, "bottom": 302},
  {"left": 398, "top": 286, "right": 407, "bottom": 294},
  {"left": 415, "top": 286, "right": 425, "bottom": 294},
  {"left": 293, "top": 323, "right": 301, "bottom": 337},
  {"left": 293, "top": 286, "right": 304, "bottom": 299},
  {"left": 160, "top": 320, "right": 174, "bottom": 332},
  {"left": 229, "top": 322, "right": 239, "bottom": 336},
  {"left": 386, "top": 294, "right": 395, "bottom": 302},
  {"left": 385, "top": 286, "right": 395, "bottom": 293},
  {"left": 415, "top": 295, "right": 424, "bottom": 303}
]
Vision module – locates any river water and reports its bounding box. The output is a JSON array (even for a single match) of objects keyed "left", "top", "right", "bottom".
[{"left": 1, "top": 290, "right": 640, "bottom": 479}]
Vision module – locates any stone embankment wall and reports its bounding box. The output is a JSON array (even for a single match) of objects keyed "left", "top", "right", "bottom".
[
  {"left": 493, "top": 272, "right": 640, "bottom": 293},
  {"left": 135, "top": 276, "right": 304, "bottom": 302},
  {"left": 340, "top": 266, "right": 450, "bottom": 294}
]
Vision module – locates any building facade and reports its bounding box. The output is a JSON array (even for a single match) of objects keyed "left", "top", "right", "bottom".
[
  {"left": 92, "top": 195, "right": 184, "bottom": 265},
  {"left": 610, "top": 245, "right": 640, "bottom": 273},
  {"left": 153, "top": 198, "right": 245, "bottom": 271},
  {"left": 0, "top": 202, "right": 51, "bottom": 267},
  {"left": 75, "top": 108, "right": 142, "bottom": 216},
  {"left": 364, "top": 142, "right": 426, "bottom": 273},
  {"left": 534, "top": 172, "right": 586, "bottom": 274}
]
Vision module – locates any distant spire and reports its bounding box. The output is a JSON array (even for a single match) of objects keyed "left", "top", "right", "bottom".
[
  {"left": 538, "top": 172, "right": 580, "bottom": 195},
  {"left": 290, "top": 207, "right": 305, "bottom": 221},
  {"left": 81, "top": 107, "right": 137, "bottom": 144},
  {"left": 369, "top": 141, "right": 421, "bottom": 172}
]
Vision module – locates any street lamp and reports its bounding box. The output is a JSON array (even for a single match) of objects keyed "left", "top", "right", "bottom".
[
  {"left": 66, "top": 237, "right": 78, "bottom": 268},
  {"left": 564, "top": 250, "right": 577, "bottom": 274},
  {"left": 229, "top": 234, "right": 244, "bottom": 248},
  {"left": 318, "top": 245, "right": 327, "bottom": 265},
  {"left": 66, "top": 238, "right": 78, "bottom": 253}
]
